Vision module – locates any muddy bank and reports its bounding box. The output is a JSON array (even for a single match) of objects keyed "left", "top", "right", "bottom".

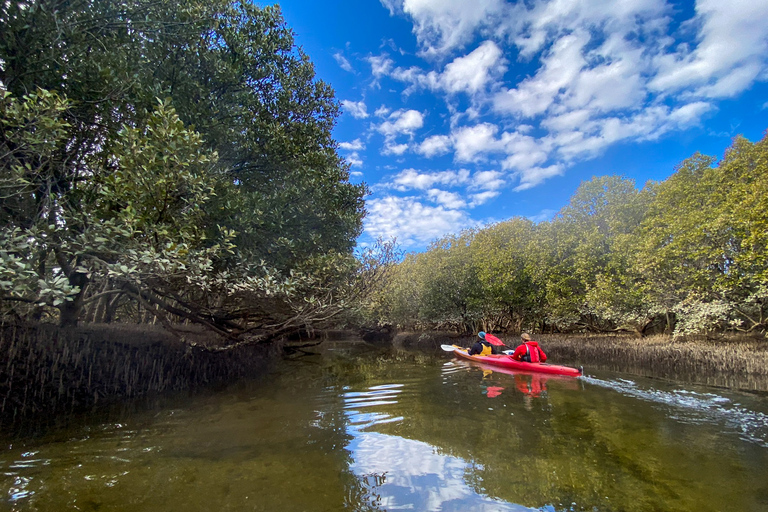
[
  {"left": 391, "top": 330, "right": 768, "bottom": 392},
  {"left": 0, "top": 323, "right": 278, "bottom": 435}
]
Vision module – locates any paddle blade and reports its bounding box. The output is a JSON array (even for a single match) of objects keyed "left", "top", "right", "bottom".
[
  {"left": 440, "top": 344, "right": 459, "bottom": 351},
  {"left": 484, "top": 333, "right": 505, "bottom": 346}
]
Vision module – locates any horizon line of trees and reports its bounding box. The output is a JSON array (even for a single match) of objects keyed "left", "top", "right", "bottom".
[{"left": 367, "top": 131, "right": 768, "bottom": 339}]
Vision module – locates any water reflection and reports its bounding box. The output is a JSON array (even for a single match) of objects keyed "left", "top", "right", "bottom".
[
  {"left": 0, "top": 345, "right": 766, "bottom": 512},
  {"left": 349, "top": 432, "right": 534, "bottom": 512},
  {"left": 342, "top": 382, "right": 535, "bottom": 511}
]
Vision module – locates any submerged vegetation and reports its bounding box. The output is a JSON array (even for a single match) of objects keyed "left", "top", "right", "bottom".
[{"left": 369, "top": 132, "right": 768, "bottom": 339}]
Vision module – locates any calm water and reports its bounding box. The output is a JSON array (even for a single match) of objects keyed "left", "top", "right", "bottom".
[{"left": 1, "top": 341, "right": 767, "bottom": 512}]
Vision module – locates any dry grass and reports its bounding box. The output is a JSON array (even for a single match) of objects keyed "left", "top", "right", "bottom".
[{"left": 538, "top": 333, "right": 768, "bottom": 376}]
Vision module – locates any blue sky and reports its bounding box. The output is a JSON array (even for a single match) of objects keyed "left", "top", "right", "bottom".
[{"left": 279, "top": 0, "right": 768, "bottom": 253}]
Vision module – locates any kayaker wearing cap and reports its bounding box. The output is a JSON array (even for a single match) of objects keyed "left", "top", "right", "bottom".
[
  {"left": 468, "top": 331, "right": 494, "bottom": 356},
  {"left": 509, "top": 333, "right": 547, "bottom": 363}
]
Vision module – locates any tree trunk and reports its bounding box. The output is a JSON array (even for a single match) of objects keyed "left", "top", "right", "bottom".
[{"left": 58, "top": 272, "right": 89, "bottom": 328}]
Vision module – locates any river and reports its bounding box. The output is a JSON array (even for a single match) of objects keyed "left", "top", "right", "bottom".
[{"left": 1, "top": 340, "right": 767, "bottom": 511}]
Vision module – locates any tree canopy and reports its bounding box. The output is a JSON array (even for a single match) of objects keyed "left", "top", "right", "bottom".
[
  {"left": 372, "top": 132, "right": 768, "bottom": 338},
  {"left": 0, "top": 0, "right": 371, "bottom": 343}
]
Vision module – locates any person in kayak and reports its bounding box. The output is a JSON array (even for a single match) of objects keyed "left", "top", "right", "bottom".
[
  {"left": 468, "top": 331, "right": 498, "bottom": 356},
  {"left": 509, "top": 333, "right": 547, "bottom": 363}
]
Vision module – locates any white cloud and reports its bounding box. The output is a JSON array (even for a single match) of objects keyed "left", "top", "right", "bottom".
[
  {"left": 389, "top": 168, "right": 471, "bottom": 191},
  {"left": 342, "top": 100, "right": 369, "bottom": 119},
  {"left": 374, "top": 105, "right": 392, "bottom": 117},
  {"left": 548, "top": 101, "right": 714, "bottom": 161},
  {"left": 381, "top": 0, "right": 508, "bottom": 56},
  {"left": 471, "top": 170, "right": 505, "bottom": 191},
  {"left": 426, "top": 189, "right": 467, "bottom": 208},
  {"left": 452, "top": 123, "right": 501, "bottom": 162},
  {"left": 339, "top": 139, "right": 365, "bottom": 151},
  {"left": 370, "top": 0, "right": 768, "bottom": 200},
  {"left": 346, "top": 152, "right": 364, "bottom": 167},
  {"left": 541, "top": 110, "right": 593, "bottom": 133},
  {"left": 514, "top": 164, "right": 564, "bottom": 191},
  {"left": 416, "top": 135, "right": 452, "bottom": 157},
  {"left": 498, "top": 132, "right": 550, "bottom": 171},
  {"left": 428, "top": 41, "right": 506, "bottom": 94},
  {"left": 382, "top": 142, "right": 410, "bottom": 156},
  {"left": 368, "top": 54, "right": 394, "bottom": 77},
  {"left": 666, "top": 101, "right": 713, "bottom": 126},
  {"left": 333, "top": 52, "right": 353, "bottom": 72},
  {"left": 650, "top": 0, "right": 768, "bottom": 98},
  {"left": 376, "top": 109, "right": 425, "bottom": 139},
  {"left": 494, "top": 32, "right": 590, "bottom": 118},
  {"left": 365, "top": 42, "right": 506, "bottom": 97},
  {"left": 364, "top": 195, "right": 471, "bottom": 248},
  {"left": 469, "top": 190, "right": 501, "bottom": 206}
]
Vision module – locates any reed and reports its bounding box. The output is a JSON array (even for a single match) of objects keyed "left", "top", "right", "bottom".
[
  {"left": 396, "top": 330, "right": 768, "bottom": 389},
  {"left": 0, "top": 322, "right": 276, "bottom": 433}
]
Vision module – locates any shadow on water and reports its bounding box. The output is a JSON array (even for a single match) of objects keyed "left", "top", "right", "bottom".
[{"left": 0, "top": 341, "right": 767, "bottom": 511}]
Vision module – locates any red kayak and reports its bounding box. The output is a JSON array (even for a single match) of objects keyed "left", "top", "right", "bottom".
[{"left": 452, "top": 347, "right": 583, "bottom": 377}]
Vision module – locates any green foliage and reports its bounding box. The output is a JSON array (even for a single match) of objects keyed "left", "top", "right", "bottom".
[
  {"left": 373, "top": 132, "right": 768, "bottom": 338},
  {"left": 418, "top": 231, "right": 485, "bottom": 332},
  {"left": 0, "top": 0, "right": 367, "bottom": 338},
  {"left": 471, "top": 218, "right": 540, "bottom": 331}
]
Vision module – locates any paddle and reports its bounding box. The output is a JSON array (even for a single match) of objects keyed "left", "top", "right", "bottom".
[
  {"left": 483, "top": 333, "right": 505, "bottom": 346},
  {"left": 483, "top": 333, "right": 516, "bottom": 354},
  {"left": 441, "top": 343, "right": 514, "bottom": 355}
]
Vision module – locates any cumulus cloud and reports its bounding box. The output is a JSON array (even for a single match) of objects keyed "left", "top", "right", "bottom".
[
  {"left": 424, "top": 41, "right": 506, "bottom": 94},
  {"left": 389, "top": 168, "right": 471, "bottom": 191},
  {"left": 366, "top": 41, "right": 506, "bottom": 97},
  {"left": 514, "top": 164, "right": 564, "bottom": 191},
  {"left": 469, "top": 190, "right": 501, "bottom": 206},
  {"left": 426, "top": 189, "right": 467, "bottom": 209},
  {"left": 382, "top": 142, "right": 410, "bottom": 155},
  {"left": 380, "top": 0, "right": 507, "bottom": 56},
  {"left": 342, "top": 100, "right": 369, "bottom": 119},
  {"left": 416, "top": 135, "right": 452, "bottom": 157},
  {"left": 346, "top": 152, "right": 364, "bottom": 167},
  {"left": 363, "top": 0, "right": 768, "bottom": 249},
  {"left": 493, "top": 32, "right": 590, "bottom": 118},
  {"left": 368, "top": 54, "right": 394, "bottom": 78},
  {"left": 452, "top": 123, "right": 501, "bottom": 162},
  {"left": 650, "top": 0, "right": 768, "bottom": 98},
  {"left": 471, "top": 170, "right": 505, "bottom": 191},
  {"left": 339, "top": 139, "right": 366, "bottom": 151},
  {"left": 376, "top": 109, "right": 425, "bottom": 139},
  {"left": 364, "top": 195, "right": 472, "bottom": 248}
]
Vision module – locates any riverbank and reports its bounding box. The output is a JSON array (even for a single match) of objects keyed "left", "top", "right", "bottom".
[
  {"left": 391, "top": 331, "right": 768, "bottom": 391},
  {"left": 0, "top": 322, "right": 277, "bottom": 435},
  {"left": 3, "top": 323, "right": 767, "bottom": 436}
]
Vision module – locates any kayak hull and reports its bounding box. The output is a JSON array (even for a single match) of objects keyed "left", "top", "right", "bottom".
[{"left": 453, "top": 348, "right": 582, "bottom": 377}]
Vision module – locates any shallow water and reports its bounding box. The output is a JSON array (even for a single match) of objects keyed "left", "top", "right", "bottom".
[{"left": 1, "top": 341, "right": 767, "bottom": 511}]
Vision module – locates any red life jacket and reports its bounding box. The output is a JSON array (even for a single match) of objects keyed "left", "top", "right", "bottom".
[{"left": 524, "top": 342, "right": 541, "bottom": 362}]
